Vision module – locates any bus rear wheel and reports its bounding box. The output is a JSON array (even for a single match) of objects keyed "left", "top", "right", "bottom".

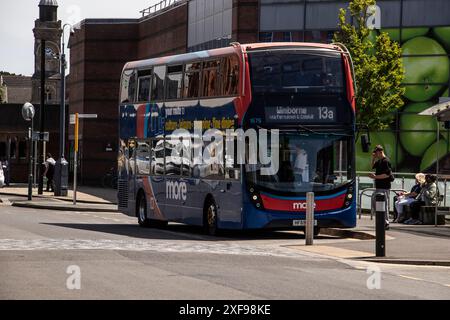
[
  {"left": 204, "top": 199, "right": 219, "bottom": 236},
  {"left": 137, "top": 193, "right": 151, "bottom": 228}
]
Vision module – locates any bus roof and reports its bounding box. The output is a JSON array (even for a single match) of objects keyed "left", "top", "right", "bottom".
[{"left": 123, "top": 42, "right": 345, "bottom": 71}]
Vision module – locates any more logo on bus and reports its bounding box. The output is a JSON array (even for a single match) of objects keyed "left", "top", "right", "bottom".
[
  {"left": 293, "top": 202, "right": 316, "bottom": 211},
  {"left": 166, "top": 181, "right": 187, "bottom": 201}
]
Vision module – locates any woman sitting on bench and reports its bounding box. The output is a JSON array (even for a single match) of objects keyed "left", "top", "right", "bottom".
[
  {"left": 405, "top": 174, "right": 438, "bottom": 225},
  {"left": 394, "top": 173, "right": 425, "bottom": 223}
]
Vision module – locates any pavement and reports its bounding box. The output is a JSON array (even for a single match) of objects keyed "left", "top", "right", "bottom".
[
  {"left": 1, "top": 184, "right": 449, "bottom": 266},
  {"left": 289, "top": 215, "right": 450, "bottom": 266},
  {"left": 0, "top": 184, "right": 117, "bottom": 212}
]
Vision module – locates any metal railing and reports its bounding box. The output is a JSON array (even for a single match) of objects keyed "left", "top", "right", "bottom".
[
  {"left": 140, "top": 0, "right": 186, "bottom": 18},
  {"left": 356, "top": 171, "right": 450, "bottom": 217}
]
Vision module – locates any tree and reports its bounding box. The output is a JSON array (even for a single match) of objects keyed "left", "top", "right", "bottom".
[{"left": 334, "top": 0, "right": 405, "bottom": 130}]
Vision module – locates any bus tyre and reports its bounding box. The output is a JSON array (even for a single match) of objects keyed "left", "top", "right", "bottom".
[
  {"left": 137, "top": 193, "right": 151, "bottom": 228},
  {"left": 204, "top": 199, "right": 219, "bottom": 236}
]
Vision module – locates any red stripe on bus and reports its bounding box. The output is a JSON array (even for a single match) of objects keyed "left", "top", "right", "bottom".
[{"left": 260, "top": 193, "right": 347, "bottom": 212}]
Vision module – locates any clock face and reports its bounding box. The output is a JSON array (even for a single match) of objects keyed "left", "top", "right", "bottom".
[{"left": 45, "top": 47, "right": 55, "bottom": 58}]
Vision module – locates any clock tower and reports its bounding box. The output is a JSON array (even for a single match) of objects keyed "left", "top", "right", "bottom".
[{"left": 32, "top": 0, "right": 62, "bottom": 104}]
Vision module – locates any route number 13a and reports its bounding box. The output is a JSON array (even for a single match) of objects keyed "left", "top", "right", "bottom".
[{"left": 319, "top": 107, "right": 335, "bottom": 120}]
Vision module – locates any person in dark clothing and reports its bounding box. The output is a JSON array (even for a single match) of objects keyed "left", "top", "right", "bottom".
[
  {"left": 44, "top": 153, "right": 56, "bottom": 192},
  {"left": 369, "top": 145, "right": 393, "bottom": 230}
]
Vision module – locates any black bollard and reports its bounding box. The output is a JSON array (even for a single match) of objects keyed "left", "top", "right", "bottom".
[{"left": 375, "top": 193, "right": 386, "bottom": 257}]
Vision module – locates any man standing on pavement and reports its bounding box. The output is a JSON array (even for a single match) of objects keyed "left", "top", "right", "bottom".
[
  {"left": 43, "top": 153, "right": 56, "bottom": 192},
  {"left": 369, "top": 145, "right": 393, "bottom": 230}
]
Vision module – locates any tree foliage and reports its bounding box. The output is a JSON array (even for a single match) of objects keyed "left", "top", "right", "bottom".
[{"left": 334, "top": 0, "right": 405, "bottom": 130}]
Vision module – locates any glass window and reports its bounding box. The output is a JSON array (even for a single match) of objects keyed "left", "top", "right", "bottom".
[
  {"left": 166, "top": 65, "right": 183, "bottom": 100},
  {"left": 201, "top": 60, "right": 220, "bottom": 97},
  {"left": 225, "top": 133, "right": 240, "bottom": 180},
  {"left": 197, "top": 132, "right": 224, "bottom": 180},
  {"left": 221, "top": 55, "right": 240, "bottom": 96},
  {"left": 18, "top": 141, "right": 26, "bottom": 159},
  {"left": 137, "top": 69, "right": 152, "bottom": 102},
  {"left": 249, "top": 50, "right": 344, "bottom": 94},
  {"left": 164, "top": 135, "right": 183, "bottom": 176},
  {"left": 0, "top": 142, "right": 6, "bottom": 158},
  {"left": 245, "top": 132, "right": 353, "bottom": 193},
  {"left": 151, "top": 66, "right": 166, "bottom": 101},
  {"left": 151, "top": 138, "right": 165, "bottom": 176},
  {"left": 120, "top": 69, "right": 136, "bottom": 104},
  {"left": 259, "top": 32, "right": 273, "bottom": 42},
  {"left": 9, "top": 140, "right": 16, "bottom": 159},
  {"left": 184, "top": 62, "right": 202, "bottom": 98},
  {"left": 136, "top": 141, "right": 150, "bottom": 176}
]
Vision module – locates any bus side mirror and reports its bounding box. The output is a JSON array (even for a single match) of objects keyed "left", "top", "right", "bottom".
[{"left": 361, "top": 134, "right": 370, "bottom": 153}]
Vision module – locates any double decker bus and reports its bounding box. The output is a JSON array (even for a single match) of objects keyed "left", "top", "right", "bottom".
[{"left": 118, "top": 42, "right": 357, "bottom": 235}]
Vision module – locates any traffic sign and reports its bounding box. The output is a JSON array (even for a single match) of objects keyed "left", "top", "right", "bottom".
[
  {"left": 32, "top": 132, "right": 49, "bottom": 142},
  {"left": 78, "top": 114, "right": 98, "bottom": 119}
]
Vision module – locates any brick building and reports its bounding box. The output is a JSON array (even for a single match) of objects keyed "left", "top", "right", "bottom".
[{"left": 69, "top": 0, "right": 450, "bottom": 184}]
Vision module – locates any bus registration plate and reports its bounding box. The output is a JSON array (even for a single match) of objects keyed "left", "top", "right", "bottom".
[{"left": 293, "top": 220, "right": 318, "bottom": 227}]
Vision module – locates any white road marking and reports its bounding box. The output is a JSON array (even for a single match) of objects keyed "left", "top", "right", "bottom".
[{"left": 0, "top": 238, "right": 323, "bottom": 259}]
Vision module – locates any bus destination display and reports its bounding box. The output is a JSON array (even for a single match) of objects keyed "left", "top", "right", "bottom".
[{"left": 265, "top": 106, "right": 337, "bottom": 123}]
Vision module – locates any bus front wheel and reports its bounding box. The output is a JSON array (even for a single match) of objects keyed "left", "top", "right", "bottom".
[
  {"left": 204, "top": 199, "right": 219, "bottom": 236},
  {"left": 137, "top": 193, "right": 151, "bottom": 228}
]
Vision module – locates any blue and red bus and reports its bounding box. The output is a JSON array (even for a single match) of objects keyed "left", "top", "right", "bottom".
[{"left": 118, "top": 42, "right": 357, "bottom": 235}]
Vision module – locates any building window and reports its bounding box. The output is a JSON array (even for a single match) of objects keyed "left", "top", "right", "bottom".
[
  {"left": 283, "top": 32, "right": 292, "bottom": 42},
  {"left": 259, "top": 32, "right": 273, "bottom": 42},
  {"left": 18, "top": 141, "right": 27, "bottom": 159},
  {"left": 0, "top": 142, "right": 6, "bottom": 158},
  {"left": 9, "top": 140, "right": 16, "bottom": 159}
]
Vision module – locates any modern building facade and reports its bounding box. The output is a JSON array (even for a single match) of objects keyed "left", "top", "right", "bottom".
[{"left": 69, "top": 0, "right": 450, "bottom": 184}]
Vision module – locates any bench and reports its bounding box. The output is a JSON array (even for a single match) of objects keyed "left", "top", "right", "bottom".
[{"left": 402, "top": 195, "right": 447, "bottom": 225}]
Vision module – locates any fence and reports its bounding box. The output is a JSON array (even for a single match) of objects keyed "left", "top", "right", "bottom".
[{"left": 356, "top": 172, "right": 450, "bottom": 214}]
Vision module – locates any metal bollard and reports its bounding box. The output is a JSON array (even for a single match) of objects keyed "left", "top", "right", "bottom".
[
  {"left": 305, "top": 192, "right": 314, "bottom": 246},
  {"left": 375, "top": 193, "right": 386, "bottom": 257}
]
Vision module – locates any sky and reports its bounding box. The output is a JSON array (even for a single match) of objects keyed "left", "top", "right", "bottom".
[{"left": 0, "top": 0, "right": 160, "bottom": 76}]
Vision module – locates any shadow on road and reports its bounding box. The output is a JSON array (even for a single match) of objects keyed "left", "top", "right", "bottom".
[{"left": 41, "top": 222, "right": 338, "bottom": 241}]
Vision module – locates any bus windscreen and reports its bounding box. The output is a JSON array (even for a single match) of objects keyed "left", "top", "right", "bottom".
[{"left": 249, "top": 50, "right": 345, "bottom": 94}]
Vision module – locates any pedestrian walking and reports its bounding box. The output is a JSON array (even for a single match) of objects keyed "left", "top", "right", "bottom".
[
  {"left": 369, "top": 145, "right": 394, "bottom": 230},
  {"left": 1, "top": 158, "right": 10, "bottom": 186},
  {"left": 44, "top": 153, "right": 56, "bottom": 192},
  {"left": 0, "top": 160, "right": 5, "bottom": 188}
]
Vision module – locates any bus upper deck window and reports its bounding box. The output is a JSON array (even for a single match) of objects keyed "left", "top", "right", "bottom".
[
  {"left": 120, "top": 69, "right": 136, "bottom": 104},
  {"left": 201, "top": 60, "right": 220, "bottom": 97},
  {"left": 184, "top": 62, "right": 201, "bottom": 99},
  {"left": 166, "top": 65, "right": 183, "bottom": 100},
  {"left": 151, "top": 66, "right": 166, "bottom": 101},
  {"left": 221, "top": 55, "right": 239, "bottom": 96},
  {"left": 137, "top": 69, "right": 152, "bottom": 102}
]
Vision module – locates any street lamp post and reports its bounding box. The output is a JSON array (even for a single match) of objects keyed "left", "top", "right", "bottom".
[
  {"left": 22, "top": 103, "right": 35, "bottom": 201},
  {"left": 37, "top": 40, "right": 46, "bottom": 195},
  {"left": 54, "top": 23, "right": 71, "bottom": 196}
]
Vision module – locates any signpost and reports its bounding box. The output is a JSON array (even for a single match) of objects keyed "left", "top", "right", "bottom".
[{"left": 72, "top": 113, "right": 97, "bottom": 205}]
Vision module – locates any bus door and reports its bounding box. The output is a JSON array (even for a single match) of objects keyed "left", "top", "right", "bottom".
[
  {"left": 127, "top": 139, "right": 137, "bottom": 211},
  {"left": 150, "top": 138, "right": 166, "bottom": 219}
]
